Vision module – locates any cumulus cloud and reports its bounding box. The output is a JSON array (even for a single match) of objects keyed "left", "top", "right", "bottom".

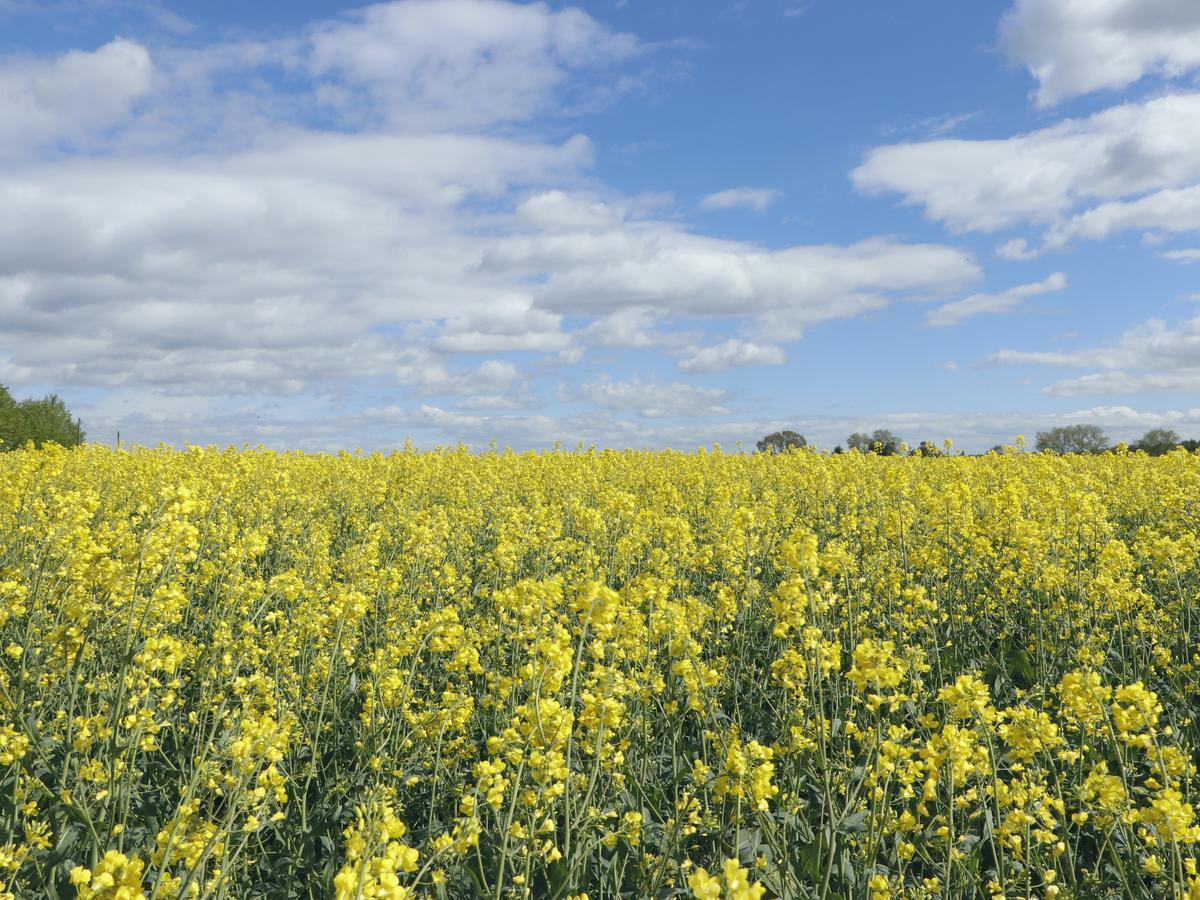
[
  {"left": 0, "top": 38, "right": 153, "bottom": 157},
  {"left": 0, "top": 1, "right": 641, "bottom": 158},
  {"left": 431, "top": 296, "right": 570, "bottom": 353},
  {"left": 0, "top": 0, "right": 1053, "bottom": 451},
  {"left": 307, "top": 0, "right": 641, "bottom": 130},
  {"left": 995, "top": 238, "right": 1039, "bottom": 261},
  {"left": 678, "top": 339, "right": 786, "bottom": 373},
  {"left": 925, "top": 272, "right": 1066, "bottom": 327},
  {"left": 484, "top": 204, "right": 979, "bottom": 337},
  {"left": 700, "top": 187, "right": 780, "bottom": 212},
  {"left": 392, "top": 350, "right": 525, "bottom": 397},
  {"left": 515, "top": 189, "right": 624, "bottom": 230},
  {"left": 0, "top": 137, "right": 979, "bottom": 404},
  {"left": 1000, "top": 0, "right": 1200, "bottom": 106},
  {"left": 0, "top": 132, "right": 590, "bottom": 396},
  {"left": 577, "top": 377, "right": 732, "bottom": 418},
  {"left": 577, "top": 308, "right": 672, "bottom": 349},
  {"left": 852, "top": 92, "right": 1200, "bottom": 237},
  {"left": 1046, "top": 184, "right": 1200, "bottom": 247}
]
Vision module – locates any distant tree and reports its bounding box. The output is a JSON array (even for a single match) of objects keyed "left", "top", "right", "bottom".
[
  {"left": 757, "top": 430, "right": 807, "bottom": 453},
  {"left": 0, "top": 386, "right": 23, "bottom": 450},
  {"left": 20, "top": 395, "right": 83, "bottom": 447},
  {"left": 846, "top": 432, "right": 871, "bottom": 453},
  {"left": 909, "top": 440, "right": 941, "bottom": 457},
  {"left": 848, "top": 429, "right": 903, "bottom": 456},
  {"left": 0, "top": 386, "right": 84, "bottom": 450},
  {"left": 1131, "top": 428, "right": 1182, "bottom": 456},
  {"left": 1181, "top": 439, "right": 1200, "bottom": 453},
  {"left": 1035, "top": 424, "right": 1108, "bottom": 454}
]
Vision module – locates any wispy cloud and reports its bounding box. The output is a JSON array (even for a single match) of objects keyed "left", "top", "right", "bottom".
[
  {"left": 700, "top": 186, "right": 780, "bottom": 212},
  {"left": 1160, "top": 248, "right": 1200, "bottom": 264},
  {"left": 926, "top": 272, "right": 1066, "bottom": 327},
  {"left": 989, "top": 311, "right": 1200, "bottom": 396}
]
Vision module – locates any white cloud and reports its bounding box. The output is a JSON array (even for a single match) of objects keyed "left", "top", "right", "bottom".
[
  {"left": 578, "top": 308, "right": 667, "bottom": 349},
  {"left": 881, "top": 110, "right": 983, "bottom": 141},
  {"left": 484, "top": 204, "right": 980, "bottom": 338},
  {"left": 1046, "top": 184, "right": 1200, "bottom": 247},
  {"left": 1057, "top": 404, "right": 1200, "bottom": 428},
  {"left": 0, "top": 38, "right": 153, "bottom": 157},
  {"left": 432, "top": 295, "right": 569, "bottom": 353},
  {"left": 1042, "top": 371, "right": 1200, "bottom": 396},
  {"left": 0, "top": 1, "right": 643, "bottom": 158},
  {"left": 0, "top": 130, "right": 589, "bottom": 395},
  {"left": 307, "top": 0, "right": 641, "bottom": 129},
  {"left": 392, "top": 349, "right": 524, "bottom": 397},
  {"left": 700, "top": 187, "right": 780, "bottom": 212},
  {"left": 454, "top": 393, "right": 537, "bottom": 412},
  {"left": 993, "top": 315, "right": 1200, "bottom": 371},
  {"left": 1162, "top": 248, "right": 1200, "bottom": 263},
  {"left": 516, "top": 189, "right": 625, "bottom": 230},
  {"left": 367, "top": 403, "right": 563, "bottom": 444},
  {"left": 990, "top": 311, "right": 1200, "bottom": 395},
  {"left": 1000, "top": 0, "right": 1200, "bottom": 106},
  {"left": 678, "top": 339, "right": 785, "bottom": 373},
  {"left": 565, "top": 309, "right": 700, "bottom": 361},
  {"left": 925, "top": 272, "right": 1066, "bottom": 327},
  {"left": 68, "top": 396, "right": 1200, "bottom": 454},
  {"left": 988, "top": 349, "right": 1084, "bottom": 367},
  {"left": 0, "top": 1, "right": 1043, "bottom": 452},
  {"left": 852, "top": 92, "right": 1200, "bottom": 236},
  {"left": 995, "top": 238, "right": 1039, "bottom": 261},
  {"left": 578, "top": 377, "right": 732, "bottom": 418},
  {"left": 0, "top": 132, "right": 975, "bottom": 425}
]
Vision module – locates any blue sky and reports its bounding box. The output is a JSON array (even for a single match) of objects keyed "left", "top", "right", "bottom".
[{"left": 1, "top": 0, "right": 1199, "bottom": 450}]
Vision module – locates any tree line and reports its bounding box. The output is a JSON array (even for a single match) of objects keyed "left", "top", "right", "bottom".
[
  {"left": 756, "top": 425, "right": 1200, "bottom": 456},
  {"left": 4, "top": 385, "right": 1197, "bottom": 458},
  {"left": 0, "top": 384, "right": 85, "bottom": 450}
]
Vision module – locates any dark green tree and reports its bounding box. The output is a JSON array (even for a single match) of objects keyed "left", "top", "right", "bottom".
[
  {"left": 756, "top": 430, "right": 807, "bottom": 453},
  {"left": 1034, "top": 424, "right": 1108, "bottom": 454},
  {"left": 1130, "top": 428, "right": 1182, "bottom": 456},
  {"left": 0, "top": 386, "right": 84, "bottom": 450},
  {"left": 0, "top": 385, "right": 21, "bottom": 449}
]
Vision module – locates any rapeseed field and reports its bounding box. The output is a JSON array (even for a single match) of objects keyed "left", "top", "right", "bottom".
[{"left": 1, "top": 443, "right": 1198, "bottom": 898}]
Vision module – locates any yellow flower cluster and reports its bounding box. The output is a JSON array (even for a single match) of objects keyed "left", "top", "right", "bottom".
[
  {"left": 0, "top": 441, "right": 1198, "bottom": 897},
  {"left": 332, "top": 791, "right": 420, "bottom": 899},
  {"left": 687, "top": 858, "right": 766, "bottom": 899},
  {"left": 70, "top": 851, "right": 145, "bottom": 899}
]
